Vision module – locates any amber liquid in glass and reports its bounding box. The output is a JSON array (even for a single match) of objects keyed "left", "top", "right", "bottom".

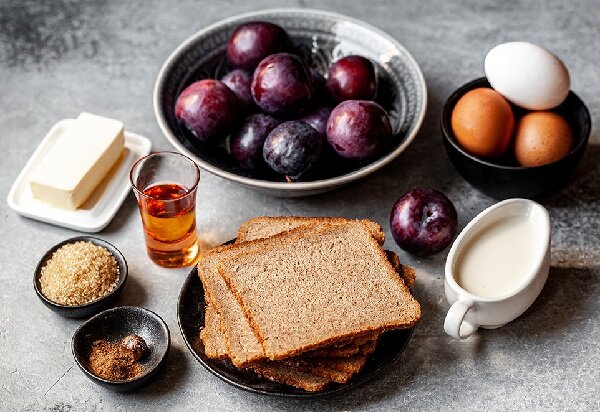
[{"left": 138, "top": 183, "right": 199, "bottom": 267}]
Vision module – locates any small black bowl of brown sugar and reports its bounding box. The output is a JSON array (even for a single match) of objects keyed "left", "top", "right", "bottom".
[
  {"left": 34, "top": 236, "right": 128, "bottom": 318},
  {"left": 72, "top": 306, "right": 170, "bottom": 392}
]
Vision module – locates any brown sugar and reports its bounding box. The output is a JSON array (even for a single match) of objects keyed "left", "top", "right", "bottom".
[
  {"left": 88, "top": 340, "right": 144, "bottom": 381},
  {"left": 39, "top": 241, "right": 119, "bottom": 306}
]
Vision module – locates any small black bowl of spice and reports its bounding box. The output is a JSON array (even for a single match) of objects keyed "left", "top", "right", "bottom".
[
  {"left": 72, "top": 306, "right": 170, "bottom": 392},
  {"left": 34, "top": 236, "right": 128, "bottom": 318}
]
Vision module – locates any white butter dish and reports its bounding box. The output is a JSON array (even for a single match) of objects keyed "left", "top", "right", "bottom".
[{"left": 7, "top": 119, "right": 152, "bottom": 232}]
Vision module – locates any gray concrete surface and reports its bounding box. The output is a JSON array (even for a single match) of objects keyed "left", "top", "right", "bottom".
[{"left": 1, "top": 1, "right": 599, "bottom": 411}]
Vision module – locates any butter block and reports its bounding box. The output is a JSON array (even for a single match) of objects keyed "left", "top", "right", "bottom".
[{"left": 29, "top": 112, "right": 125, "bottom": 210}]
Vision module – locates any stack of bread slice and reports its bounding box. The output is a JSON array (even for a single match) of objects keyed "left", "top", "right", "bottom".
[{"left": 198, "top": 217, "right": 420, "bottom": 392}]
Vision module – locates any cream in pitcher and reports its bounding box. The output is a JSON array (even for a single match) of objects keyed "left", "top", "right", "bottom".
[
  {"left": 454, "top": 215, "right": 541, "bottom": 298},
  {"left": 444, "top": 199, "right": 551, "bottom": 339}
]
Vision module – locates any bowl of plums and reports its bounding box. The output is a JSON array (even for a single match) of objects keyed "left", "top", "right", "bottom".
[{"left": 154, "top": 9, "right": 427, "bottom": 196}]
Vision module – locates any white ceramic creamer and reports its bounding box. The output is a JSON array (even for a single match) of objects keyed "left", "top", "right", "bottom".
[{"left": 444, "top": 199, "right": 550, "bottom": 339}]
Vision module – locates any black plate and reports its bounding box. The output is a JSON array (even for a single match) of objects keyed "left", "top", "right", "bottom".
[
  {"left": 34, "top": 236, "right": 128, "bottom": 318},
  {"left": 177, "top": 264, "right": 414, "bottom": 397},
  {"left": 72, "top": 306, "right": 170, "bottom": 392}
]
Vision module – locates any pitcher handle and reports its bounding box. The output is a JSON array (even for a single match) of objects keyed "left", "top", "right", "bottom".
[{"left": 444, "top": 299, "right": 478, "bottom": 339}]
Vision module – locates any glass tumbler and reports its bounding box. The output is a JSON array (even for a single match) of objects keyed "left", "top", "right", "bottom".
[{"left": 130, "top": 152, "right": 200, "bottom": 268}]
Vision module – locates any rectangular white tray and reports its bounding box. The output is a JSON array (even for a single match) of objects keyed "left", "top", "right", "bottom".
[{"left": 7, "top": 119, "right": 152, "bottom": 232}]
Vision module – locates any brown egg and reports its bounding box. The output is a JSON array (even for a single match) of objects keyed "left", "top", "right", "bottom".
[
  {"left": 514, "top": 111, "right": 573, "bottom": 167},
  {"left": 451, "top": 88, "right": 515, "bottom": 157}
]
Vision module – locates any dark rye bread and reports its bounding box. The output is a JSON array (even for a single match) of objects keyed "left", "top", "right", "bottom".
[
  {"left": 199, "top": 226, "right": 348, "bottom": 367},
  {"left": 201, "top": 303, "right": 228, "bottom": 360},
  {"left": 199, "top": 226, "right": 381, "bottom": 367},
  {"left": 218, "top": 222, "right": 421, "bottom": 361},
  {"left": 237, "top": 216, "right": 385, "bottom": 245},
  {"left": 304, "top": 334, "right": 378, "bottom": 358},
  {"left": 198, "top": 242, "right": 285, "bottom": 367},
  {"left": 248, "top": 362, "right": 330, "bottom": 392},
  {"left": 282, "top": 336, "right": 379, "bottom": 383},
  {"left": 282, "top": 360, "right": 354, "bottom": 384},
  {"left": 202, "top": 300, "right": 376, "bottom": 360},
  {"left": 304, "top": 344, "right": 359, "bottom": 358},
  {"left": 202, "top": 303, "right": 364, "bottom": 388},
  {"left": 385, "top": 250, "right": 416, "bottom": 288},
  {"left": 200, "top": 254, "right": 407, "bottom": 363},
  {"left": 201, "top": 303, "right": 343, "bottom": 389}
]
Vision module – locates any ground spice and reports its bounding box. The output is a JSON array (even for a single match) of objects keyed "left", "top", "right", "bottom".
[
  {"left": 39, "top": 241, "right": 119, "bottom": 306},
  {"left": 88, "top": 339, "right": 144, "bottom": 381}
]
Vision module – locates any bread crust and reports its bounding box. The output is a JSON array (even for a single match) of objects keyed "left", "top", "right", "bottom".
[
  {"left": 248, "top": 362, "right": 331, "bottom": 392},
  {"left": 237, "top": 216, "right": 385, "bottom": 245},
  {"left": 200, "top": 303, "right": 229, "bottom": 360}
]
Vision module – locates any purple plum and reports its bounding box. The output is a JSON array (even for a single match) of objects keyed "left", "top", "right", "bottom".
[
  {"left": 251, "top": 53, "right": 313, "bottom": 117},
  {"left": 390, "top": 188, "right": 458, "bottom": 256},
  {"left": 327, "top": 55, "right": 377, "bottom": 102},
  {"left": 326, "top": 100, "right": 391, "bottom": 160},
  {"left": 263, "top": 120, "right": 323, "bottom": 178},
  {"left": 222, "top": 69, "right": 254, "bottom": 112},
  {"left": 300, "top": 106, "right": 332, "bottom": 136},
  {"left": 230, "top": 113, "right": 280, "bottom": 170},
  {"left": 227, "top": 22, "right": 291, "bottom": 69},
  {"left": 175, "top": 79, "right": 239, "bottom": 142}
]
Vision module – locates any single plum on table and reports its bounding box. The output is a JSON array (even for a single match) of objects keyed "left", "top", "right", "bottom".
[
  {"left": 222, "top": 69, "right": 254, "bottom": 112},
  {"left": 263, "top": 120, "right": 324, "bottom": 179},
  {"left": 251, "top": 53, "right": 313, "bottom": 117},
  {"left": 326, "top": 100, "right": 392, "bottom": 160},
  {"left": 227, "top": 21, "right": 291, "bottom": 69},
  {"left": 300, "top": 106, "right": 332, "bottom": 136},
  {"left": 230, "top": 113, "right": 280, "bottom": 171},
  {"left": 327, "top": 55, "right": 377, "bottom": 102},
  {"left": 175, "top": 79, "right": 240, "bottom": 142},
  {"left": 390, "top": 188, "right": 458, "bottom": 256}
]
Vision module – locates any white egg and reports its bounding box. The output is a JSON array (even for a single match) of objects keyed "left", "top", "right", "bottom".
[{"left": 484, "top": 42, "right": 570, "bottom": 110}]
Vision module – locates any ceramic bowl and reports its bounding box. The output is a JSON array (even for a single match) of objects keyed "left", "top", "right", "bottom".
[
  {"left": 34, "top": 236, "right": 128, "bottom": 318},
  {"left": 72, "top": 306, "right": 170, "bottom": 392},
  {"left": 441, "top": 77, "right": 591, "bottom": 200},
  {"left": 154, "top": 8, "right": 427, "bottom": 197}
]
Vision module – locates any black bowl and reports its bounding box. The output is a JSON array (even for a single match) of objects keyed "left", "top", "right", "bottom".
[
  {"left": 441, "top": 77, "right": 591, "bottom": 199},
  {"left": 34, "top": 236, "right": 128, "bottom": 318},
  {"left": 72, "top": 306, "right": 170, "bottom": 392}
]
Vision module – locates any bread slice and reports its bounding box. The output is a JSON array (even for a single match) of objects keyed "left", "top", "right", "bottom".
[
  {"left": 384, "top": 250, "right": 416, "bottom": 288},
  {"left": 199, "top": 228, "right": 397, "bottom": 366},
  {"left": 218, "top": 222, "right": 421, "bottom": 361},
  {"left": 200, "top": 253, "right": 410, "bottom": 363},
  {"left": 202, "top": 304, "right": 346, "bottom": 390},
  {"left": 281, "top": 336, "right": 378, "bottom": 383},
  {"left": 248, "top": 362, "right": 330, "bottom": 392},
  {"left": 304, "top": 335, "right": 378, "bottom": 358},
  {"left": 198, "top": 227, "right": 322, "bottom": 367},
  {"left": 237, "top": 216, "right": 385, "bottom": 245},
  {"left": 281, "top": 360, "right": 354, "bottom": 384},
  {"left": 200, "top": 303, "right": 228, "bottom": 360},
  {"left": 304, "top": 344, "right": 359, "bottom": 358}
]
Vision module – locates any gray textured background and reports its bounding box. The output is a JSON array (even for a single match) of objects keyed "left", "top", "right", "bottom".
[{"left": 1, "top": 1, "right": 599, "bottom": 411}]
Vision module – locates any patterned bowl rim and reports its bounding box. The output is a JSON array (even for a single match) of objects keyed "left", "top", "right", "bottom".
[{"left": 153, "top": 8, "right": 427, "bottom": 191}]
